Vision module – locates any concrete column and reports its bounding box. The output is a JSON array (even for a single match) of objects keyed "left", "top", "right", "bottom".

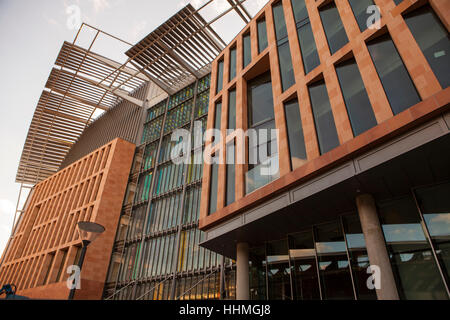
[
  {"left": 356, "top": 194, "right": 400, "bottom": 300},
  {"left": 236, "top": 242, "right": 249, "bottom": 300}
]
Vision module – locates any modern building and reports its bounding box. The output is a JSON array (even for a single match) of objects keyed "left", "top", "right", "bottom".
[
  {"left": 200, "top": 0, "right": 450, "bottom": 300},
  {"left": 0, "top": 0, "right": 449, "bottom": 301}
]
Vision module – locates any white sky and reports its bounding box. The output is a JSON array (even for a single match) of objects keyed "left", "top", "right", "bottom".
[{"left": 0, "top": 0, "right": 268, "bottom": 257}]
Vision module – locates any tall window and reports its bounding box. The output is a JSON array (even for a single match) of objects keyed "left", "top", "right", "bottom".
[
  {"left": 229, "top": 47, "right": 237, "bottom": 81},
  {"left": 243, "top": 32, "right": 252, "bottom": 68},
  {"left": 213, "top": 101, "right": 222, "bottom": 146},
  {"left": 319, "top": 2, "right": 349, "bottom": 54},
  {"left": 404, "top": 5, "right": 450, "bottom": 89},
  {"left": 226, "top": 142, "right": 235, "bottom": 206},
  {"left": 308, "top": 80, "right": 340, "bottom": 154},
  {"left": 273, "top": 2, "right": 295, "bottom": 92},
  {"left": 216, "top": 59, "right": 224, "bottom": 94},
  {"left": 415, "top": 182, "right": 450, "bottom": 286},
  {"left": 208, "top": 161, "right": 219, "bottom": 215},
  {"left": 246, "top": 72, "right": 278, "bottom": 194},
  {"left": 291, "top": 0, "right": 320, "bottom": 74},
  {"left": 335, "top": 58, "right": 377, "bottom": 136},
  {"left": 284, "top": 99, "right": 307, "bottom": 170},
  {"left": 378, "top": 196, "right": 448, "bottom": 300},
  {"left": 257, "top": 18, "right": 268, "bottom": 53},
  {"left": 228, "top": 89, "right": 236, "bottom": 131},
  {"left": 367, "top": 33, "right": 421, "bottom": 115},
  {"left": 348, "top": 0, "right": 377, "bottom": 32}
]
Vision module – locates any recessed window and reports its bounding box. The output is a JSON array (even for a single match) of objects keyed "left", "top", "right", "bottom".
[
  {"left": 208, "top": 161, "right": 219, "bottom": 215},
  {"left": 229, "top": 47, "right": 237, "bottom": 81},
  {"left": 243, "top": 33, "right": 252, "bottom": 68},
  {"left": 298, "top": 22, "right": 320, "bottom": 74},
  {"left": 335, "top": 58, "right": 377, "bottom": 136},
  {"left": 226, "top": 142, "right": 236, "bottom": 206},
  {"left": 246, "top": 72, "right": 278, "bottom": 194},
  {"left": 257, "top": 19, "right": 268, "bottom": 53},
  {"left": 308, "top": 80, "right": 340, "bottom": 154},
  {"left": 216, "top": 59, "right": 224, "bottom": 94},
  {"left": 273, "top": 2, "right": 288, "bottom": 41},
  {"left": 273, "top": 2, "right": 295, "bottom": 91},
  {"left": 284, "top": 99, "right": 307, "bottom": 170},
  {"left": 348, "top": 0, "right": 378, "bottom": 32},
  {"left": 213, "top": 101, "right": 222, "bottom": 146},
  {"left": 277, "top": 42, "right": 296, "bottom": 92},
  {"left": 248, "top": 73, "right": 275, "bottom": 126},
  {"left": 319, "top": 2, "right": 349, "bottom": 54},
  {"left": 291, "top": 0, "right": 308, "bottom": 23},
  {"left": 404, "top": 5, "right": 450, "bottom": 89},
  {"left": 291, "top": 0, "right": 320, "bottom": 74},
  {"left": 228, "top": 89, "right": 236, "bottom": 131},
  {"left": 367, "top": 33, "right": 421, "bottom": 115}
]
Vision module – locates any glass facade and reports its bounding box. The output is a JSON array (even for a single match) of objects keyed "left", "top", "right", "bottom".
[
  {"left": 216, "top": 60, "right": 224, "bottom": 94},
  {"left": 273, "top": 2, "right": 295, "bottom": 92},
  {"left": 291, "top": 0, "right": 320, "bottom": 74},
  {"left": 284, "top": 99, "right": 307, "bottom": 170},
  {"left": 246, "top": 72, "right": 279, "bottom": 194},
  {"left": 106, "top": 74, "right": 234, "bottom": 300},
  {"left": 249, "top": 213, "right": 377, "bottom": 300},
  {"left": 257, "top": 18, "right": 268, "bottom": 53},
  {"left": 319, "top": 2, "right": 349, "bottom": 54},
  {"left": 404, "top": 5, "right": 450, "bottom": 89},
  {"left": 348, "top": 0, "right": 377, "bottom": 32},
  {"left": 308, "top": 80, "right": 340, "bottom": 155},
  {"left": 367, "top": 33, "right": 421, "bottom": 115},
  {"left": 229, "top": 47, "right": 237, "bottom": 81},
  {"left": 243, "top": 32, "right": 252, "bottom": 68},
  {"left": 335, "top": 58, "right": 377, "bottom": 136}
]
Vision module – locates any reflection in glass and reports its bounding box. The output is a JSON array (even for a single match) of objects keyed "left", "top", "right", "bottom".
[
  {"left": 342, "top": 215, "right": 377, "bottom": 300},
  {"left": 416, "top": 182, "right": 450, "bottom": 289},
  {"left": 229, "top": 47, "right": 237, "bottom": 81},
  {"left": 289, "top": 231, "right": 321, "bottom": 300},
  {"left": 267, "top": 239, "right": 292, "bottom": 300},
  {"left": 335, "top": 58, "right": 377, "bottom": 136},
  {"left": 319, "top": 2, "right": 349, "bottom": 54},
  {"left": 367, "top": 34, "right": 421, "bottom": 115},
  {"left": 308, "top": 80, "right": 340, "bottom": 154},
  {"left": 249, "top": 246, "right": 267, "bottom": 300},
  {"left": 284, "top": 99, "right": 307, "bottom": 170},
  {"left": 216, "top": 60, "right": 224, "bottom": 94},
  {"left": 257, "top": 19, "right": 268, "bottom": 53},
  {"left": 378, "top": 196, "right": 448, "bottom": 299},
  {"left": 243, "top": 33, "right": 252, "bottom": 68},
  {"left": 315, "top": 222, "right": 354, "bottom": 300},
  {"left": 208, "top": 162, "right": 219, "bottom": 215},
  {"left": 348, "top": 0, "right": 377, "bottom": 32},
  {"left": 404, "top": 5, "right": 450, "bottom": 89},
  {"left": 228, "top": 89, "right": 236, "bottom": 130},
  {"left": 298, "top": 22, "right": 320, "bottom": 74}
]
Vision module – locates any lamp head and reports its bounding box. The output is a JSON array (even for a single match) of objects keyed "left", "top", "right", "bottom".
[{"left": 77, "top": 222, "right": 105, "bottom": 247}]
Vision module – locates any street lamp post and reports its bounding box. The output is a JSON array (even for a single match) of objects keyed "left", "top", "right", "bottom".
[{"left": 68, "top": 221, "right": 105, "bottom": 300}]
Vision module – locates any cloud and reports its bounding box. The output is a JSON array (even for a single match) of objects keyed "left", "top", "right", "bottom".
[{"left": 90, "top": 0, "right": 111, "bottom": 12}]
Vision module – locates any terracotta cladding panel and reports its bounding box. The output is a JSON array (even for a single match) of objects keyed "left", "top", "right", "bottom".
[
  {"left": 201, "top": 0, "right": 450, "bottom": 230},
  {"left": 0, "top": 138, "right": 135, "bottom": 299}
]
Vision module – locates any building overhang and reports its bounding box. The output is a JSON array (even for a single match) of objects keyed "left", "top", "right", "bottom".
[{"left": 200, "top": 110, "right": 450, "bottom": 259}]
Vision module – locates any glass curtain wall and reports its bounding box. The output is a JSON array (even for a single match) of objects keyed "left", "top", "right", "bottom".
[
  {"left": 249, "top": 213, "right": 376, "bottom": 300},
  {"left": 106, "top": 74, "right": 234, "bottom": 300}
]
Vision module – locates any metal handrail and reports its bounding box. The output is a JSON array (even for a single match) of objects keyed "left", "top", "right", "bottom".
[
  {"left": 176, "top": 269, "right": 218, "bottom": 300},
  {"left": 135, "top": 276, "right": 172, "bottom": 300},
  {"left": 104, "top": 280, "right": 137, "bottom": 300}
]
